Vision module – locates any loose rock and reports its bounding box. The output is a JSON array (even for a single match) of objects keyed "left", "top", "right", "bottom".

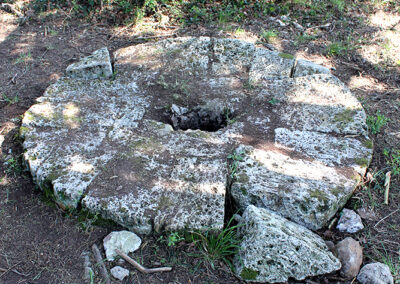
[
  {"left": 357, "top": 207, "right": 376, "bottom": 221},
  {"left": 66, "top": 47, "right": 113, "bottom": 79},
  {"left": 334, "top": 237, "right": 363, "bottom": 279},
  {"left": 110, "top": 266, "right": 130, "bottom": 281},
  {"left": 357, "top": 262, "right": 394, "bottom": 284},
  {"left": 293, "top": 59, "right": 331, "bottom": 77},
  {"left": 234, "top": 205, "right": 341, "bottom": 283},
  {"left": 337, "top": 208, "right": 364, "bottom": 233},
  {"left": 103, "top": 231, "right": 141, "bottom": 261}
]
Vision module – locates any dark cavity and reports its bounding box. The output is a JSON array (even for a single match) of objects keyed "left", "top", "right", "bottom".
[{"left": 167, "top": 106, "right": 234, "bottom": 132}]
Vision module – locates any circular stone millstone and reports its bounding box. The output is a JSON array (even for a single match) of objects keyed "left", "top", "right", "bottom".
[{"left": 20, "top": 37, "right": 373, "bottom": 234}]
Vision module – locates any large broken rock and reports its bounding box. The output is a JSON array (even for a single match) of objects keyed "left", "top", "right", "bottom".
[
  {"left": 66, "top": 47, "right": 113, "bottom": 79},
  {"left": 20, "top": 37, "right": 372, "bottom": 235},
  {"left": 234, "top": 205, "right": 341, "bottom": 283}
]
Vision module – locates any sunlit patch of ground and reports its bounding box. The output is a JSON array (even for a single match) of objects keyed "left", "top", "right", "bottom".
[
  {"left": 360, "top": 10, "right": 400, "bottom": 67},
  {"left": 0, "top": 11, "right": 18, "bottom": 43}
]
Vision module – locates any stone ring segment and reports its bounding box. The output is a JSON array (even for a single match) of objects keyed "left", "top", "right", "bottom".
[{"left": 21, "top": 37, "right": 372, "bottom": 234}]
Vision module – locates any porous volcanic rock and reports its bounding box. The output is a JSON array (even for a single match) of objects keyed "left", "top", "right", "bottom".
[{"left": 20, "top": 37, "right": 372, "bottom": 234}]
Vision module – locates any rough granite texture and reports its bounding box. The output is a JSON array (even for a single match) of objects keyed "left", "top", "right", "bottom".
[
  {"left": 234, "top": 205, "right": 341, "bottom": 283},
  {"left": 21, "top": 37, "right": 372, "bottom": 234}
]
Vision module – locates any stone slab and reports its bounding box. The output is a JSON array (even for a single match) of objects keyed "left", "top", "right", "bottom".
[
  {"left": 234, "top": 205, "right": 341, "bottom": 283},
  {"left": 21, "top": 38, "right": 373, "bottom": 235}
]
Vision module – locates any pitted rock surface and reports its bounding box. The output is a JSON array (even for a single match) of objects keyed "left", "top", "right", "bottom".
[
  {"left": 66, "top": 47, "right": 113, "bottom": 79},
  {"left": 20, "top": 37, "right": 372, "bottom": 234},
  {"left": 234, "top": 205, "right": 341, "bottom": 283}
]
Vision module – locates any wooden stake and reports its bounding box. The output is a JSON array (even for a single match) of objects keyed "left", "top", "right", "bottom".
[
  {"left": 91, "top": 244, "right": 111, "bottom": 284},
  {"left": 115, "top": 249, "right": 172, "bottom": 274},
  {"left": 384, "top": 171, "right": 391, "bottom": 205}
]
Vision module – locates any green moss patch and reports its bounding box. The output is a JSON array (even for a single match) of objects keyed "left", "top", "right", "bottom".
[
  {"left": 278, "top": 53, "right": 295, "bottom": 59},
  {"left": 334, "top": 109, "right": 357, "bottom": 123},
  {"left": 355, "top": 157, "right": 369, "bottom": 167},
  {"left": 240, "top": 267, "right": 259, "bottom": 280},
  {"left": 363, "top": 139, "right": 374, "bottom": 149}
]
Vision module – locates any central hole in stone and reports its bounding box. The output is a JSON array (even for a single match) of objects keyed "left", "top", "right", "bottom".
[{"left": 168, "top": 104, "right": 233, "bottom": 132}]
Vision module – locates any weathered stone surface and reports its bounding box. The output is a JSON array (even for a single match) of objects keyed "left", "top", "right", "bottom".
[
  {"left": 21, "top": 37, "right": 372, "bottom": 234},
  {"left": 230, "top": 143, "right": 366, "bottom": 230},
  {"left": 293, "top": 59, "right": 331, "bottom": 77},
  {"left": 110, "top": 266, "right": 130, "bottom": 280},
  {"left": 83, "top": 120, "right": 229, "bottom": 234},
  {"left": 234, "top": 205, "right": 341, "bottom": 283},
  {"left": 66, "top": 47, "right": 113, "bottom": 79},
  {"left": 334, "top": 237, "right": 363, "bottom": 279},
  {"left": 103, "top": 230, "right": 141, "bottom": 261},
  {"left": 357, "top": 263, "right": 394, "bottom": 284},
  {"left": 337, "top": 208, "right": 364, "bottom": 233}
]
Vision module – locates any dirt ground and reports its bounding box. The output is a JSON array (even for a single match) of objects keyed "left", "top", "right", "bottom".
[{"left": 0, "top": 2, "right": 399, "bottom": 283}]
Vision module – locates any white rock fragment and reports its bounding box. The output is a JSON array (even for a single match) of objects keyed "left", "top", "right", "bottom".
[
  {"left": 234, "top": 205, "right": 341, "bottom": 283},
  {"left": 337, "top": 208, "right": 364, "bottom": 233},
  {"left": 111, "top": 266, "right": 130, "bottom": 281},
  {"left": 357, "top": 263, "right": 394, "bottom": 284},
  {"left": 103, "top": 230, "right": 141, "bottom": 261},
  {"left": 66, "top": 47, "right": 113, "bottom": 79}
]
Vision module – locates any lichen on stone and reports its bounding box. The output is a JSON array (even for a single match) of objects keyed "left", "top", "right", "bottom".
[{"left": 21, "top": 38, "right": 373, "bottom": 239}]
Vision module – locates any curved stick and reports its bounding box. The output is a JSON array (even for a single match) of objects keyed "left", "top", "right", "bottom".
[{"left": 115, "top": 249, "right": 172, "bottom": 274}]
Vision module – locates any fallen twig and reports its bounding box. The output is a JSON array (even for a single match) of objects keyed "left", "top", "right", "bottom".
[
  {"left": 7, "top": 73, "right": 18, "bottom": 85},
  {"left": 0, "top": 267, "right": 29, "bottom": 276},
  {"left": 0, "top": 262, "right": 22, "bottom": 279},
  {"left": 384, "top": 171, "right": 391, "bottom": 205},
  {"left": 127, "top": 33, "right": 176, "bottom": 42},
  {"left": 91, "top": 244, "right": 111, "bottom": 284},
  {"left": 328, "top": 217, "right": 337, "bottom": 230},
  {"left": 374, "top": 208, "right": 399, "bottom": 228},
  {"left": 340, "top": 61, "right": 363, "bottom": 72},
  {"left": 115, "top": 249, "right": 172, "bottom": 274},
  {"left": 81, "top": 251, "right": 94, "bottom": 283},
  {"left": 305, "top": 23, "right": 331, "bottom": 32},
  {"left": 0, "top": 3, "right": 23, "bottom": 17}
]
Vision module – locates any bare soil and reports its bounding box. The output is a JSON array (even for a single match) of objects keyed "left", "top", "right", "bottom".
[{"left": 1, "top": 3, "right": 399, "bottom": 284}]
